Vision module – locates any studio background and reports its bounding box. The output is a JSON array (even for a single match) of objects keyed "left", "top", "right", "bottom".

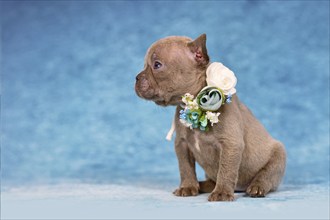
[{"left": 1, "top": 1, "right": 329, "bottom": 219}]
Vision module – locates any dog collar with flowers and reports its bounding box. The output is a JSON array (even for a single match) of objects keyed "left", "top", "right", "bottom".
[{"left": 166, "top": 62, "right": 237, "bottom": 141}]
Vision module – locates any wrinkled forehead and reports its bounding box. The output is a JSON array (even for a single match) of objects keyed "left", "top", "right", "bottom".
[{"left": 145, "top": 36, "right": 192, "bottom": 62}]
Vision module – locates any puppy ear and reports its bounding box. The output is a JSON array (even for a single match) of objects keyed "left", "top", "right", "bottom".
[{"left": 187, "top": 34, "right": 209, "bottom": 67}]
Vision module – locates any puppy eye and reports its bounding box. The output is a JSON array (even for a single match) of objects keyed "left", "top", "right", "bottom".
[{"left": 153, "top": 61, "right": 162, "bottom": 70}]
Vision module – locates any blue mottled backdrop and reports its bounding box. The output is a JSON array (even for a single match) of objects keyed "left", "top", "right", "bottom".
[{"left": 1, "top": 1, "right": 329, "bottom": 187}]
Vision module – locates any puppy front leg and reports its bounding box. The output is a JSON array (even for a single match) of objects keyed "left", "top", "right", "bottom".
[
  {"left": 208, "top": 143, "right": 243, "bottom": 202},
  {"left": 173, "top": 139, "right": 199, "bottom": 197}
]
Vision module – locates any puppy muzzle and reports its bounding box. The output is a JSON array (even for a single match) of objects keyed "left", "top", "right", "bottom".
[{"left": 135, "top": 72, "right": 157, "bottom": 100}]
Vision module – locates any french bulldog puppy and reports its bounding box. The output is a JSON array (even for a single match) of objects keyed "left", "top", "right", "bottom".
[{"left": 135, "top": 34, "right": 286, "bottom": 201}]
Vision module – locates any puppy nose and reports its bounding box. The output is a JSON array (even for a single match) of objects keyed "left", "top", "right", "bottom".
[{"left": 136, "top": 72, "right": 144, "bottom": 81}]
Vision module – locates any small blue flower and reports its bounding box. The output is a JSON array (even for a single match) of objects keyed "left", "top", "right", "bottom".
[
  {"left": 180, "top": 109, "right": 188, "bottom": 119},
  {"left": 226, "top": 93, "right": 232, "bottom": 103}
]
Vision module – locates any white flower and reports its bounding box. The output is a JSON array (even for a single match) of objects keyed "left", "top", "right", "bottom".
[
  {"left": 182, "top": 93, "right": 194, "bottom": 105},
  {"left": 188, "top": 99, "right": 199, "bottom": 110},
  {"left": 206, "top": 62, "right": 237, "bottom": 95},
  {"left": 206, "top": 111, "right": 221, "bottom": 126},
  {"left": 179, "top": 119, "right": 193, "bottom": 129}
]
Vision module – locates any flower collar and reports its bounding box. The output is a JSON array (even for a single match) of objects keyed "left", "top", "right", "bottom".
[{"left": 166, "top": 62, "right": 237, "bottom": 140}]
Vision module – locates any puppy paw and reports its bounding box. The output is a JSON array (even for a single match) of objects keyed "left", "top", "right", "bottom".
[
  {"left": 208, "top": 191, "right": 235, "bottom": 202},
  {"left": 173, "top": 186, "right": 199, "bottom": 197},
  {"left": 246, "top": 185, "right": 266, "bottom": 197}
]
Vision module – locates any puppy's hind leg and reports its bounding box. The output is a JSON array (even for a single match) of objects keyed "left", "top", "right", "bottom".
[
  {"left": 246, "top": 142, "right": 286, "bottom": 197},
  {"left": 199, "top": 179, "right": 216, "bottom": 193}
]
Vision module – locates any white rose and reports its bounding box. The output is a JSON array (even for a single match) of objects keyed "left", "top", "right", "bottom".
[{"left": 206, "top": 62, "right": 237, "bottom": 95}]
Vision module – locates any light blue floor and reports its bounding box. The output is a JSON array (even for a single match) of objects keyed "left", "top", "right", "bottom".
[
  {"left": 2, "top": 183, "right": 329, "bottom": 219},
  {"left": 1, "top": 1, "right": 329, "bottom": 219}
]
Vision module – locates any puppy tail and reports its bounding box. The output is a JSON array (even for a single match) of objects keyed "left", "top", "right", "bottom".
[{"left": 199, "top": 179, "right": 216, "bottom": 193}]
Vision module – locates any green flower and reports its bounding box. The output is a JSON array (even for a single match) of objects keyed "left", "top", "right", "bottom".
[{"left": 199, "top": 114, "right": 208, "bottom": 127}]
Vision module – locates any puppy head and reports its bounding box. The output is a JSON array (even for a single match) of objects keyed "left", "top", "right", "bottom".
[{"left": 135, "top": 34, "right": 209, "bottom": 106}]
